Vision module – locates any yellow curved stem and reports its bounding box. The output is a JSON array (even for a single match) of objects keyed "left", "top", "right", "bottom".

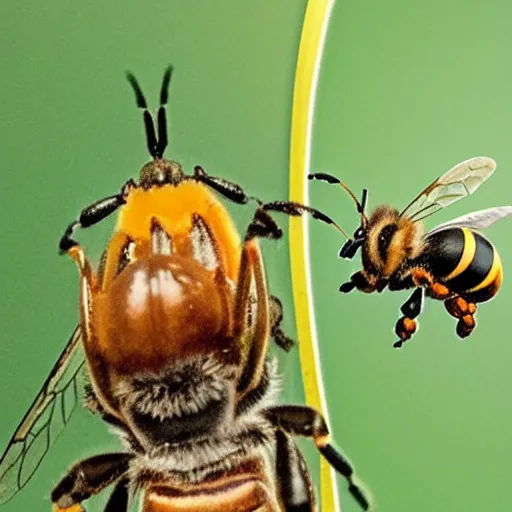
[{"left": 289, "top": 0, "right": 339, "bottom": 511}]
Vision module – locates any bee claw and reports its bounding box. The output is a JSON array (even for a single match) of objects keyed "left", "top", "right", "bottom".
[{"left": 393, "top": 340, "right": 403, "bottom": 349}]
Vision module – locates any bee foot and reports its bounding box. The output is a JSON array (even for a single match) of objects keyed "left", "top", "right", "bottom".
[{"left": 339, "top": 281, "right": 356, "bottom": 293}]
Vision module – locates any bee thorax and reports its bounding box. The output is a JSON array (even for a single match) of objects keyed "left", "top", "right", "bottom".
[
  {"left": 115, "top": 355, "right": 238, "bottom": 446},
  {"left": 365, "top": 206, "right": 424, "bottom": 277}
]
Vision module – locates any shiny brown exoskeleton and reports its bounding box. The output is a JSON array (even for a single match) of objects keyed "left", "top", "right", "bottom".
[{"left": 0, "top": 66, "right": 372, "bottom": 512}]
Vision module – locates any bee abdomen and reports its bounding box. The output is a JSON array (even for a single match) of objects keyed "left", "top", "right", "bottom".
[{"left": 423, "top": 227, "right": 502, "bottom": 302}]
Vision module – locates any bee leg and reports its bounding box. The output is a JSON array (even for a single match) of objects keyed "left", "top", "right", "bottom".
[
  {"left": 394, "top": 288, "right": 424, "bottom": 348},
  {"left": 456, "top": 313, "right": 477, "bottom": 338},
  {"left": 65, "top": 244, "right": 99, "bottom": 294},
  {"left": 58, "top": 179, "right": 135, "bottom": 253},
  {"left": 240, "top": 201, "right": 341, "bottom": 348},
  {"left": 265, "top": 405, "right": 372, "bottom": 511},
  {"left": 193, "top": 166, "right": 252, "bottom": 204},
  {"left": 339, "top": 279, "right": 357, "bottom": 293},
  {"left": 51, "top": 453, "right": 133, "bottom": 510},
  {"left": 428, "top": 282, "right": 451, "bottom": 299},
  {"left": 104, "top": 479, "right": 129, "bottom": 512},
  {"left": 444, "top": 297, "right": 478, "bottom": 338},
  {"left": 340, "top": 271, "right": 374, "bottom": 293},
  {"left": 275, "top": 430, "right": 316, "bottom": 510},
  {"left": 194, "top": 167, "right": 342, "bottom": 234},
  {"left": 269, "top": 294, "right": 295, "bottom": 351},
  {"left": 233, "top": 238, "right": 271, "bottom": 398},
  {"left": 241, "top": 209, "right": 297, "bottom": 352},
  {"left": 409, "top": 267, "right": 435, "bottom": 287},
  {"left": 244, "top": 207, "right": 283, "bottom": 241}
]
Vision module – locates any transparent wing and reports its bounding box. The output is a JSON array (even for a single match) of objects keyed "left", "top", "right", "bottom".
[
  {"left": 428, "top": 206, "right": 512, "bottom": 236},
  {"left": 0, "top": 327, "right": 85, "bottom": 504},
  {"left": 399, "top": 157, "right": 497, "bottom": 222}
]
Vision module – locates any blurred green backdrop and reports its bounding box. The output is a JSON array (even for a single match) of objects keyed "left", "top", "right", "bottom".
[{"left": 1, "top": 1, "right": 512, "bottom": 511}]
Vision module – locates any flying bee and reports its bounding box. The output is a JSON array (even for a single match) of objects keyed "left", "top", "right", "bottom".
[
  {"left": 0, "top": 66, "right": 371, "bottom": 511},
  {"left": 309, "top": 157, "right": 512, "bottom": 348}
]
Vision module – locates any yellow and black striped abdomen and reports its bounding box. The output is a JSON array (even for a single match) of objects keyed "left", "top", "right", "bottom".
[{"left": 423, "top": 227, "right": 503, "bottom": 302}]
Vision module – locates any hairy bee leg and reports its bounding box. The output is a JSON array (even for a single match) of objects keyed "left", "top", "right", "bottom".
[
  {"left": 393, "top": 288, "right": 425, "bottom": 348},
  {"left": 340, "top": 271, "right": 375, "bottom": 293},
  {"left": 444, "top": 297, "right": 478, "bottom": 338},
  {"left": 409, "top": 267, "right": 451, "bottom": 299},
  {"left": 58, "top": 179, "right": 135, "bottom": 253},
  {"left": 51, "top": 453, "right": 132, "bottom": 510},
  {"left": 409, "top": 267, "right": 434, "bottom": 287},
  {"left": 394, "top": 318, "right": 417, "bottom": 348},
  {"left": 245, "top": 207, "right": 284, "bottom": 241},
  {"left": 456, "top": 314, "right": 477, "bottom": 338},
  {"left": 269, "top": 295, "right": 295, "bottom": 351},
  {"left": 104, "top": 479, "right": 129, "bottom": 512},
  {"left": 275, "top": 430, "right": 316, "bottom": 511},
  {"left": 265, "top": 405, "right": 372, "bottom": 511},
  {"left": 234, "top": 238, "right": 270, "bottom": 398}
]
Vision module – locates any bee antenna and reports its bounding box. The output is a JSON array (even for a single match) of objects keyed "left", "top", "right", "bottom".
[
  {"left": 308, "top": 173, "right": 368, "bottom": 226},
  {"left": 126, "top": 71, "right": 159, "bottom": 159},
  {"left": 126, "top": 65, "right": 174, "bottom": 160},
  {"left": 261, "top": 202, "right": 350, "bottom": 240},
  {"left": 360, "top": 188, "right": 368, "bottom": 219},
  {"left": 156, "top": 64, "right": 174, "bottom": 158}
]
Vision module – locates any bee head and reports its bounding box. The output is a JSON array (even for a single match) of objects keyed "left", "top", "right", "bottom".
[
  {"left": 126, "top": 65, "right": 186, "bottom": 188},
  {"left": 362, "top": 206, "right": 422, "bottom": 277}
]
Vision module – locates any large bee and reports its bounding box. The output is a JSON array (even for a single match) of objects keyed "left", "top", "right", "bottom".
[
  {"left": 0, "top": 67, "right": 371, "bottom": 511},
  {"left": 309, "top": 157, "right": 512, "bottom": 348}
]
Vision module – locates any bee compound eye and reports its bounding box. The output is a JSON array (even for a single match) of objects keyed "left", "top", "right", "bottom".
[{"left": 354, "top": 227, "right": 365, "bottom": 239}]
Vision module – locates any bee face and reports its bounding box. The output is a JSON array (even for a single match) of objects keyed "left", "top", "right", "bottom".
[{"left": 363, "top": 206, "right": 423, "bottom": 278}]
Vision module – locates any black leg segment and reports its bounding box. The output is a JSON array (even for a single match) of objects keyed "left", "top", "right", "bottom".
[
  {"left": 275, "top": 430, "right": 315, "bottom": 511},
  {"left": 245, "top": 207, "right": 283, "bottom": 241},
  {"left": 393, "top": 287, "right": 425, "bottom": 348},
  {"left": 400, "top": 287, "right": 424, "bottom": 319},
  {"left": 104, "top": 478, "right": 129, "bottom": 512},
  {"left": 261, "top": 201, "right": 342, "bottom": 232},
  {"left": 58, "top": 180, "right": 135, "bottom": 253},
  {"left": 266, "top": 405, "right": 372, "bottom": 511},
  {"left": 193, "top": 166, "right": 251, "bottom": 205},
  {"left": 269, "top": 295, "right": 295, "bottom": 351},
  {"left": 51, "top": 452, "right": 133, "bottom": 509},
  {"left": 340, "top": 271, "right": 373, "bottom": 294}
]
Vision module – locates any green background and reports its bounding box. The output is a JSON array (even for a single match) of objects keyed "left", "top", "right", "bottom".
[{"left": 1, "top": 1, "right": 511, "bottom": 511}]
